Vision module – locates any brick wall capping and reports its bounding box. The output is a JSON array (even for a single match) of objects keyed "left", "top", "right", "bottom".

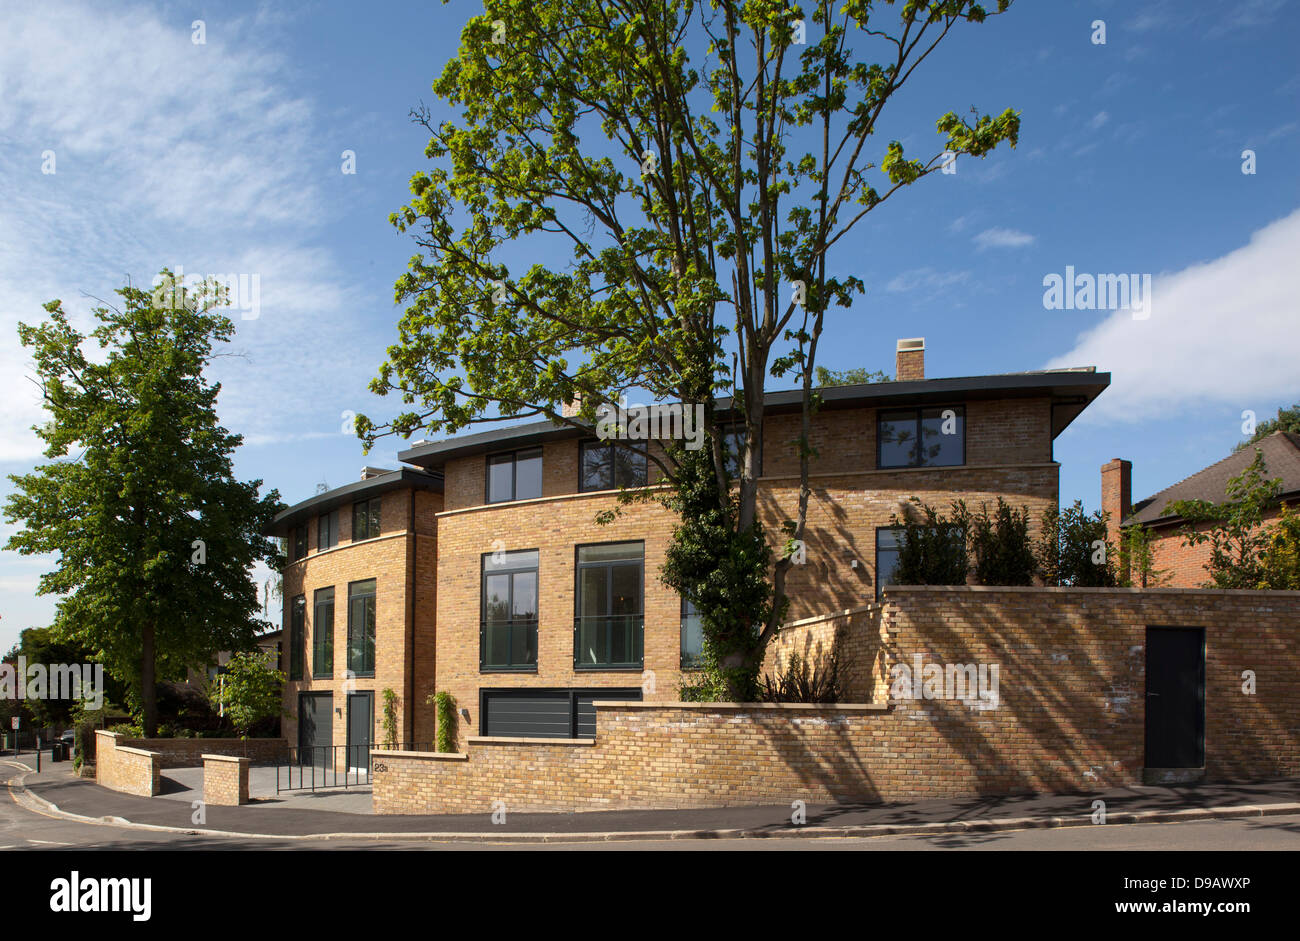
[
  {"left": 779, "top": 604, "right": 879, "bottom": 631},
  {"left": 884, "top": 585, "right": 1300, "bottom": 597},
  {"left": 466, "top": 736, "right": 597, "bottom": 746},
  {"left": 113, "top": 744, "right": 161, "bottom": 759},
  {"left": 202, "top": 754, "right": 250, "bottom": 764},
  {"left": 372, "top": 748, "right": 469, "bottom": 761},
  {"left": 591, "top": 701, "right": 891, "bottom": 712}
]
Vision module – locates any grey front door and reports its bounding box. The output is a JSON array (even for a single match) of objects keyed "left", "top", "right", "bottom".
[
  {"left": 347, "top": 692, "right": 373, "bottom": 772},
  {"left": 298, "top": 692, "right": 332, "bottom": 768}
]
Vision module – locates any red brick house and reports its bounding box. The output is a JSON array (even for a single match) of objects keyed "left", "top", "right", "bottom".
[
  {"left": 1102, "top": 431, "right": 1300, "bottom": 587},
  {"left": 267, "top": 339, "right": 1109, "bottom": 756}
]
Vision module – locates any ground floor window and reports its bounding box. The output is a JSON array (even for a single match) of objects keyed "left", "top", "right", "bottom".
[{"left": 574, "top": 541, "right": 644, "bottom": 669}]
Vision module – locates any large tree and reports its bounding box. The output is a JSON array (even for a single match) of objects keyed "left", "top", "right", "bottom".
[
  {"left": 360, "top": 0, "right": 1019, "bottom": 697},
  {"left": 4, "top": 272, "right": 283, "bottom": 735}
]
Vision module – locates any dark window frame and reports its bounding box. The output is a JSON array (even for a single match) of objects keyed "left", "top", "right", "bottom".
[
  {"left": 479, "top": 549, "right": 540, "bottom": 673},
  {"left": 573, "top": 540, "right": 645, "bottom": 671},
  {"left": 317, "top": 508, "right": 339, "bottom": 552},
  {"left": 288, "top": 595, "right": 306, "bottom": 680},
  {"left": 874, "top": 527, "right": 904, "bottom": 602},
  {"left": 290, "top": 525, "right": 308, "bottom": 562},
  {"left": 351, "top": 497, "right": 382, "bottom": 542},
  {"left": 346, "top": 578, "right": 377, "bottom": 678},
  {"left": 312, "top": 586, "right": 335, "bottom": 679},
  {"left": 485, "top": 447, "right": 544, "bottom": 504},
  {"left": 876, "top": 404, "right": 966, "bottom": 469},
  {"left": 680, "top": 596, "right": 704, "bottom": 670},
  {"left": 578, "top": 439, "right": 650, "bottom": 493}
]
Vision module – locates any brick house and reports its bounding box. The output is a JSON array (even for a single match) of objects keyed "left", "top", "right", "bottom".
[
  {"left": 267, "top": 339, "right": 1110, "bottom": 755},
  {"left": 1101, "top": 431, "right": 1300, "bottom": 586}
]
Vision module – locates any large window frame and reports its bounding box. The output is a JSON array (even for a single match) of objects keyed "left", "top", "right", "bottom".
[
  {"left": 876, "top": 405, "right": 966, "bottom": 469},
  {"left": 486, "top": 448, "right": 543, "bottom": 504},
  {"left": 573, "top": 541, "right": 645, "bottom": 671},
  {"left": 352, "top": 498, "right": 382, "bottom": 542},
  {"left": 346, "top": 579, "right": 376, "bottom": 677},
  {"left": 579, "top": 440, "right": 649, "bottom": 493},
  {"left": 312, "top": 587, "right": 334, "bottom": 678},
  {"left": 288, "top": 595, "right": 306, "bottom": 680},
  {"left": 479, "top": 549, "right": 540, "bottom": 672}
]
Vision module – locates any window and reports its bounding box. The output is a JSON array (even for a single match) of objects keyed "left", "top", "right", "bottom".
[
  {"left": 579, "top": 440, "right": 648, "bottom": 492},
  {"left": 480, "top": 550, "right": 539, "bottom": 671},
  {"left": 352, "top": 497, "right": 382, "bottom": 541},
  {"left": 289, "top": 595, "right": 306, "bottom": 680},
  {"left": 574, "top": 542, "right": 644, "bottom": 669},
  {"left": 875, "top": 528, "right": 903, "bottom": 602},
  {"left": 347, "top": 579, "right": 376, "bottom": 676},
  {"left": 717, "top": 424, "right": 751, "bottom": 479},
  {"left": 680, "top": 597, "right": 704, "bottom": 669},
  {"left": 290, "top": 525, "right": 308, "bottom": 562},
  {"left": 318, "top": 508, "right": 339, "bottom": 552},
  {"left": 878, "top": 406, "right": 965, "bottom": 468},
  {"left": 487, "top": 448, "right": 543, "bottom": 503},
  {"left": 313, "top": 587, "right": 334, "bottom": 678}
]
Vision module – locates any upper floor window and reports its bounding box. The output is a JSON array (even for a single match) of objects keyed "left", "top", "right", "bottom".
[
  {"left": 719, "top": 424, "right": 750, "bottom": 478},
  {"left": 313, "top": 587, "right": 334, "bottom": 678},
  {"left": 347, "top": 579, "right": 376, "bottom": 677},
  {"left": 878, "top": 406, "right": 965, "bottom": 469},
  {"left": 288, "top": 595, "right": 306, "bottom": 680},
  {"left": 290, "top": 525, "right": 308, "bottom": 562},
  {"left": 574, "top": 541, "right": 644, "bottom": 670},
  {"left": 487, "top": 448, "right": 543, "bottom": 503},
  {"left": 480, "top": 549, "right": 539, "bottom": 671},
  {"left": 352, "top": 497, "right": 382, "bottom": 541},
  {"left": 318, "top": 508, "right": 339, "bottom": 552},
  {"left": 580, "top": 441, "right": 648, "bottom": 492}
]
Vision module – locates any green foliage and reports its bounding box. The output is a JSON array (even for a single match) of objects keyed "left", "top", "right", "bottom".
[
  {"left": 1167, "top": 450, "right": 1282, "bottom": 589},
  {"left": 1259, "top": 502, "right": 1300, "bottom": 590},
  {"left": 3, "top": 271, "right": 284, "bottom": 736},
  {"left": 889, "top": 499, "right": 968, "bottom": 587},
  {"left": 1118, "top": 520, "right": 1167, "bottom": 587},
  {"left": 960, "top": 498, "right": 1037, "bottom": 586},
  {"left": 211, "top": 651, "right": 285, "bottom": 739},
  {"left": 429, "top": 691, "right": 459, "bottom": 752},
  {"left": 760, "top": 649, "right": 841, "bottom": 704},
  {"left": 1037, "top": 500, "right": 1117, "bottom": 587},
  {"left": 1235, "top": 403, "right": 1300, "bottom": 450},
  {"left": 381, "top": 688, "right": 399, "bottom": 749},
  {"left": 660, "top": 444, "right": 776, "bottom": 701},
  {"left": 815, "top": 366, "right": 891, "bottom": 386},
  {"left": 359, "top": 1, "right": 1019, "bottom": 698}
]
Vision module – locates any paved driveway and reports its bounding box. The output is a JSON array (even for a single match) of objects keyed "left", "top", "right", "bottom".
[{"left": 159, "top": 766, "right": 373, "bottom": 814}]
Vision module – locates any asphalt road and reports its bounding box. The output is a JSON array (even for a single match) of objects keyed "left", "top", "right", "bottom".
[{"left": 3, "top": 763, "right": 1299, "bottom": 850}]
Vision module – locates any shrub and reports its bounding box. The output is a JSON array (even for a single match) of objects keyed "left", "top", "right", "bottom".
[
  {"left": 381, "top": 689, "right": 399, "bottom": 749},
  {"left": 211, "top": 651, "right": 285, "bottom": 739},
  {"left": 431, "top": 691, "right": 458, "bottom": 752},
  {"left": 889, "top": 498, "right": 968, "bottom": 587},
  {"left": 759, "top": 649, "right": 840, "bottom": 703},
  {"left": 1038, "top": 500, "right": 1117, "bottom": 586},
  {"left": 961, "top": 498, "right": 1037, "bottom": 586}
]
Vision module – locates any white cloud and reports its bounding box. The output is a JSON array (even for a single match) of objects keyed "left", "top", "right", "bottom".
[
  {"left": 0, "top": 1, "right": 360, "bottom": 463},
  {"left": 1089, "top": 111, "right": 1110, "bottom": 130},
  {"left": 973, "top": 227, "right": 1036, "bottom": 250},
  {"left": 884, "top": 268, "right": 971, "bottom": 294},
  {"left": 1045, "top": 208, "right": 1300, "bottom": 424}
]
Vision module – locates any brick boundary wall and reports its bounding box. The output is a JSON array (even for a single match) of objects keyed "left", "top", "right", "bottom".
[
  {"left": 763, "top": 604, "right": 887, "bottom": 702},
  {"left": 112, "top": 737, "right": 287, "bottom": 769},
  {"left": 203, "top": 754, "right": 250, "bottom": 806},
  {"left": 94, "top": 731, "right": 161, "bottom": 797},
  {"left": 373, "top": 587, "right": 1300, "bottom": 814}
]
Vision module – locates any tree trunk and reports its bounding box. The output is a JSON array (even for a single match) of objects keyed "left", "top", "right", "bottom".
[{"left": 140, "top": 621, "right": 157, "bottom": 737}]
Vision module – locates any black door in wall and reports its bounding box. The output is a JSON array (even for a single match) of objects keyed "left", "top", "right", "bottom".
[
  {"left": 298, "top": 692, "right": 333, "bottom": 768},
  {"left": 1144, "top": 626, "right": 1205, "bottom": 768}
]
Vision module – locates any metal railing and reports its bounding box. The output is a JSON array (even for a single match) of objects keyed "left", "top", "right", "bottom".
[
  {"left": 479, "top": 618, "right": 538, "bottom": 671},
  {"left": 276, "top": 745, "right": 372, "bottom": 793}
]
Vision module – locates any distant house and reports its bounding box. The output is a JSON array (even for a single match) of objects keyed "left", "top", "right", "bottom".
[{"left": 1102, "top": 431, "right": 1300, "bottom": 586}]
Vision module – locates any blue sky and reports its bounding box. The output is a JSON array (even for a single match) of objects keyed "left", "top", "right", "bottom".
[{"left": 1, "top": 0, "right": 1297, "bottom": 651}]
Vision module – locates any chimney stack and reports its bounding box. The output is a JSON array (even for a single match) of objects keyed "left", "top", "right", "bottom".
[
  {"left": 561, "top": 393, "right": 583, "bottom": 419},
  {"left": 895, "top": 338, "right": 925, "bottom": 381},
  {"left": 1101, "top": 458, "right": 1132, "bottom": 573},
  {"left": 359, "top": 466, "right": 390, "bottom": 480}
]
